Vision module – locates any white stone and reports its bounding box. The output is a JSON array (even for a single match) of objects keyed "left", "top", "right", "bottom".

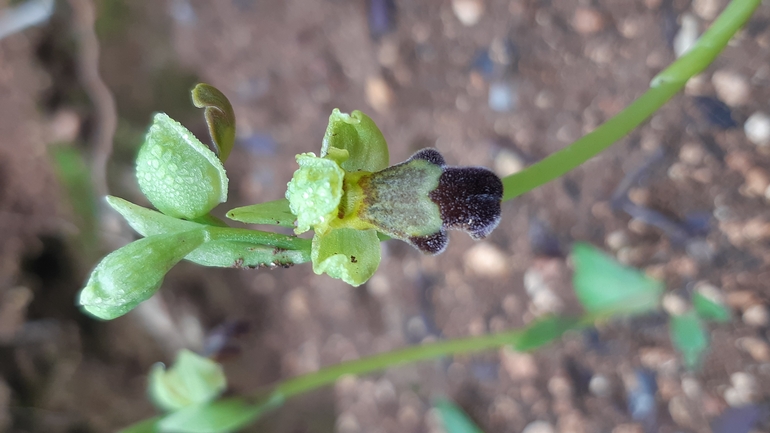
[
  {"left": 745, "top": 112, "right": 770, "bottom": 146},
  {"left": 743, "top": 304, "right": 770, "bottom": 327},
  {"left": 464, "top": 243, "right": 509, "bottom": 277},
  {"left": 452, "top": 0, "right": 485, "bottom": 26},
  {"left": 712, "top": 70, "right": 750, "bottom": 107},
  {"left": 674, "top": 14, "right": 699, "bottom": 57},
  {"left": 522, "top": 420, "right": 555, "bottom": 433}
]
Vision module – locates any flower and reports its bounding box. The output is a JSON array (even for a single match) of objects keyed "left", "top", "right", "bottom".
[{"left": 285, "top": 110, "right": 503, "bottom": 286}]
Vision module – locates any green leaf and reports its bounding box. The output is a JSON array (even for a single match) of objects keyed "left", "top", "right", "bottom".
[
  {"left": 434, "top": 398, "right": 485, "bottom": 433},
  {"left": 226, "top": 199, "right": 296, "bottom": 228},
  {"left": 192, "top": 83, "right": 236, "bottom": 163},
  {"left": 118, "top": 416, "right": 162, "bottom": 433},
  {"left": 312, "top": 228, "right": 381, "bottom": 287},
  {"left": 572, "top": 243, "right": 664, "bottom": 316},
  {"left": 670, "top": 310, "right": 709, "bottom": 370},
  {"left": 158, "top": 398, "right": 278, "bottom": 433},
  {"left": 285, "top": 153, "right": 345, "bottom": 234},
  {"left": 515, "top": 316, "right": 581, "bottom": 352},
  {"left": 692, "top": 292, "right": 731, "bottom": 323},
  {"left": 136, "top": 113, "right": 228, "bottom": 219},
  {"left": 78, "top": 229, "right": 206, "bottom": 320},
  {"left": 149, "top": 349, "right": 227, "bottom": 412},
  {"left": 321, "top": 109, "right": 389, "bottom": 173}
]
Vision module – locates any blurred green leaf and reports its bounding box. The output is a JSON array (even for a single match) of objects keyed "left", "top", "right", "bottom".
[
  {"left": 434, "top": 398, "right": 485, "bottom": 433},
  {"left": 321, "top": 109, "right": 389, "bottom": 173},
  {"left": 515, "top": 316, "right": 581, "bottom": 352},
  {"left": 693, "top": 292, "right": 731, "bottom": 323},
  {"left": 136, "top": 113, "right": 228, "bottom": 219},
  {"left": 150, "top": 350, "right": 227, "bottom": 412},
  {"left": 50, "top": 146, "right": 99, "bottom": 257},
  {"left": 158, "top": 398, "right": 275, "bottom": 433},
  {"left": 78, "top": 229, "right": 206, "bottom": 320},
  {"left": 226, "top": 199, "right": 296, "bottom": 228},
  {"left": 572, "top": 243, "right": 663, "bottom": 316},
  {"left": 118, "top": 416, "right": 161, "bottom": 433},
  {"left": 670, "top": 310, "right": 709, "bottom": 370},
  {"left": 192, "top": 83, "right": 236, "bottom": 163}
]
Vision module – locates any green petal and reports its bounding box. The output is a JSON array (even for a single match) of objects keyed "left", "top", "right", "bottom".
[
  {"left": 312, "top": 228, "right": 381, "bottom": 286},
  {"left": 285, "top": 153, "right": 344, "bottom": 234},
  {"left": 321, "top": 109, "right": 389, "bottom": 172},
  {"left": 78, "top": 229, "right": 207, "bottom": 320},
  {"left": 136, "top": 113, "right": 228, "bottom": 219},
  {"left": 149, "top": 349, "right": 227, "bottom": 412},
  {"left": 226, "top": 198, "right": 296, "bottom": 228}
]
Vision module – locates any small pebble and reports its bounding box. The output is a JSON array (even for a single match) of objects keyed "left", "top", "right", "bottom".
[
  {"left": 606, "top": 230, "right": 630, "bottom": 251},
  {"left": 743, "top": 304, "right": 770, "bottom": 327},
  {"left": 365, "top": 76, "right": 394, "bottom": 113},
  {"left": 669, "top": 396, "right": 695, "bottom": 428},
  {"left": 681, "top": 376, "right": 702, "bottom": 399},
  {"left": 745, "top": 112, "right": 770, "bottom": 146},
  {"left": 336, "top": 412, "right": 361, "bottom": 433},
  {"left": 674, "top": 14, "right": 699, "bottom": 57},
  {"left": 712, "top": 70, "right": 750, "bottom": 107},
  {"left": 679, "top": 142, "right": 704, "bottom": 165},
  {"left": 743, "top": 167, "right": 770, "bottom": 197},
  {"left": 589, "top": 374, "right": 612, "bottom": 398},
  {"left": 522, "top": 420, "right": 555, "bottom": 433},
  {"left": 612, "top": 424, "right": 644, "bottom": 433},
  {"left": 464, "top": 243, "right": 509, "bottom": 277},
  {"left": 663, "top": 294, "right": 689, "bottom": 316},
  {"left": 692, "top": 0, "right": 722, "bottom": 20},
  {"left": 572, "top": 7, "right": 605, "bottom": 35},
  {"left": 737, "top": 336, "right": 770, "bottom": 362},
  {"left": 451, "top": 0, "right": 485, "bottom": 26},
  {"left": 494, "top": 148, "right": 525, "bottom": 176},
  {"left": 500, "top": 347, "right": 538, "bottom": 380},
  {"left": 488, "top": 80, "right": 517, "bottom": 112}
]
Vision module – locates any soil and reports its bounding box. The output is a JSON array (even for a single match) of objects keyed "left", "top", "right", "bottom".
[{"left": 1, "top": 0, "right": 770, "bottom": 432}]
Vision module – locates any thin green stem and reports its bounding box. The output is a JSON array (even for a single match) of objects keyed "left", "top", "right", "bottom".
[
  {"left": 205, "top": 226, "right": 312, "bottom": 251},
  {"left": 501, "top": 0, "right": 761, "bottom": 201}
]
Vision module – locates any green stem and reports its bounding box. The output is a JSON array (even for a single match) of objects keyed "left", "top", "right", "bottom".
[
  {"left": 501, "top": 0, "right": 761, "bottom": 202},
  {"left": 205, "top": 226, "right": 312, "bottom": 251}
]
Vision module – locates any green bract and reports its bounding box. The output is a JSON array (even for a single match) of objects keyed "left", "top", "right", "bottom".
[
  {"left": 136, "top": 113, "right": 228, "bottom": 220},
  {"left": 78, "top": 229, "right": 207, "bottom": 320},
  {"left": 149, "top": 349, "right": 227, "bottom": 412}
]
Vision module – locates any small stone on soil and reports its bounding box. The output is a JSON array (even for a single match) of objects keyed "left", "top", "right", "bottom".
[
  {"left": 572, "top": 7, "right": 605, "bottom": 35},
  {"left": 712, "top": 70, "right": 751, "bottom": 107},
  {"left": 745, "top": 112, "right": 770, "bottom": 146},
  {"left": 522, "top": 420, "right": 555, "bottom": 433},
  {"left": 451, "top": 0, "right": 485, "bottom": 26}
]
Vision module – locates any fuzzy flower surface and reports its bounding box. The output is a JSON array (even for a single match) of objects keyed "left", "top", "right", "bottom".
[{"left": 286, "top": 109, "right": 503, "bottom": 286}]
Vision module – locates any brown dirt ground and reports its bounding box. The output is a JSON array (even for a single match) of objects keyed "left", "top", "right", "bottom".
[{"left": 1, "top": 0, "right": 770, "bottom": 432}]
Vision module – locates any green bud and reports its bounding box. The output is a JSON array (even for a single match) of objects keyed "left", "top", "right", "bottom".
[
  {"left": 78, "top": 229, "right": 207, "bottom": 320},
  {"left": 149, "top": 349, "right": 227, "bottom": 412},
  {"left": 136, "top": 113, "right": 228, "bottom": 220}
]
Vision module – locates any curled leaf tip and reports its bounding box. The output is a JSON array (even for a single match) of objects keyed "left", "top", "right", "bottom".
[{"left": 192, "top": 83, "right": 236, "bottom": 162}]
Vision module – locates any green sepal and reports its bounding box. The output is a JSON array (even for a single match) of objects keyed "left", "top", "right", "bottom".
[
  {"left": 192, "top": 83, "right": 236, "bottom": 163},
  {"left": 149, "top": 349, "right": 227, "bottom": 412},
  {"left": 572, "top": 243, "right": 664, "bottom": 317},
  {"left": 321, "top": 109, "right": 389, "bottom": 172},
  {"left": 670, "top": 310, "right": 709, "bottom": 370},
  {"left": 136, "top": 113, "right": 228, "bottom": 219},
  {"left": 107, "top": 196, "right": 201, "bottom": 235},
  {"left": 285, "top": 153, "right": 345, "bottom": 234},
  {"left": 226, "top": 199, "right": 296, "bottom": 228},
  {"left": 78, "top": 229, "right": 207, "bottom": 320},
  {"left": 312, "top": 228, "right": 381, "bottom": 287},
  {"left": 692, "top": 292, "right": 731, "bottom": 323}
]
